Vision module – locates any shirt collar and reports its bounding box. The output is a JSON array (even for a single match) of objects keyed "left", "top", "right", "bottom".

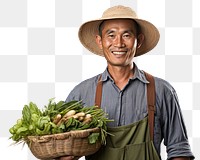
[
  {"left": 101, "top": 63, "right": 149, "bottom": 84},
  {"left": 131, "top": 64, "right": 149, "bottom": 84}
]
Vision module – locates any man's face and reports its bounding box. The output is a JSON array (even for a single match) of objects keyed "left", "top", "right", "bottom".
[{"left": 96, "top": 19, "right": 140, "bottom": 67}]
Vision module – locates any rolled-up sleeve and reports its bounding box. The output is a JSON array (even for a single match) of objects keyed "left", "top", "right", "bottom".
[{"left": 161, "top": 89, "right": 194, "bottom": 159}]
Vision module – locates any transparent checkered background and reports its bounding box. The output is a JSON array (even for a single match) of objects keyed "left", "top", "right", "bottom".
[{"left": 0, "top": 0, "right": 199, "bottom": 159}]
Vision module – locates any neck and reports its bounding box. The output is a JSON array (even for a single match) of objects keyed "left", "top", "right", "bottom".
[{"left": 107, "top": 63, "right": 134, "bottom": 90}]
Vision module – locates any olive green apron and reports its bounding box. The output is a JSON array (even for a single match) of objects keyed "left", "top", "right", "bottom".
[{"left": 87, "top": 72, "right": 160, "bottom": 160}]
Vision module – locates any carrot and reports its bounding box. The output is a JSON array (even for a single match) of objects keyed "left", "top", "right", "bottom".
[
  {"left": 74, "top": 112, "right": 85, "bottom": 117},
  {"left": 78, "top": 116, "right": 84, "bottom": 121},
  {"left": 82, "top": 117, "right": 92, "bottom": 124},
  {"left": 56, "top": 110, "right": 76, "bottom": 126},
  {"left": 53, "top": 114, "right": 62, "bottom": 124},
  {"left": 85, "top": 114, "right": 92, "bottom": 119},
  {"left": 66, "top": 112, "right": 86, "bottom": 120},
  {"left": 63, "top": 110, "right": 76, "bottom": 118},
  {"left": 72, "top": 114, "right": 79, "bottom": 119},
  {"left": 56, "top": 117, "right": 66, "bottom": 126}
]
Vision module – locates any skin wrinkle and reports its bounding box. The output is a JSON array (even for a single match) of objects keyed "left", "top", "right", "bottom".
[
  {"left": 98, "top": 19, "right": 140, "bottom": 37},
  {"left": 95, "top": 19, "right": 145, "bottom": 91}
]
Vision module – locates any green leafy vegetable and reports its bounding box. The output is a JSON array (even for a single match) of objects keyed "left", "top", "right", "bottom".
[
  {"left": 9, "top": 99, "right": 113, "bottom": 145},
  {"left": 88, "top": 133, "right": 100, "bottom": 144}
]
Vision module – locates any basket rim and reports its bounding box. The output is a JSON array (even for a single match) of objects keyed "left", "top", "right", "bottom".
[{"left": 27, "top": 127, "right": 100, "bottom": 142}]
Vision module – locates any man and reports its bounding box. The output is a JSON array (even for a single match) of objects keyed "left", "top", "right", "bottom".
[{"left": 58, "top": 5, "right": 194, "bottom": 160}]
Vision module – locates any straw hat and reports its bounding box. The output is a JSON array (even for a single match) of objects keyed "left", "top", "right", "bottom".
[{"left": 78, "top": 5, "right": 160, "bottom": 57}]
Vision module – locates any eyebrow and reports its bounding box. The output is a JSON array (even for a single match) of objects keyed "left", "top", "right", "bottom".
[
  {"left": 105, "top": 29, "right": 135, "bottom": 35},
  {"left": 99, "top": 20, "right": 140, "bottom": 36},
  {"left": 105, "top": 29, "right": 115, "bottom": 35}
]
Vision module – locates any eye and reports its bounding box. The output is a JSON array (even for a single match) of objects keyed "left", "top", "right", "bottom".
[
  {"left": 108, "top": 33, "right": 115, "bottom": 38},
  {"left": 123, "top": 33, "right": 131, "bottom": 38}
]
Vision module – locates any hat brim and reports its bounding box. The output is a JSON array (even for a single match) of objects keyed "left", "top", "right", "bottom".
[{"left": 78, "top": 17, "right": 160, "bottom": 57}]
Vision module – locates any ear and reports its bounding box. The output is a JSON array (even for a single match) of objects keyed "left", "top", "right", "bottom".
[
  {"left": 95, "top": 35, "right": 103, "bottom": 49},
  {"left": 137, "top": 33, "right": 144, "bottom": 49}
]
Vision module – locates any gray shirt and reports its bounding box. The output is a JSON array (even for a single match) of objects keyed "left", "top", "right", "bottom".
[{"left": 66, "top": 64, "right": 194, "bottom": 159}]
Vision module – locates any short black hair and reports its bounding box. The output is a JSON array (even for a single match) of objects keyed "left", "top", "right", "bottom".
[{"left": 98, "top": 21, "right": 105, "bottom": 37}]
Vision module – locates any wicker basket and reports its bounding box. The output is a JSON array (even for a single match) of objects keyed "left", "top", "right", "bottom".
[{"left": 27, "top": 128, "right": 101, "bottom": 160}]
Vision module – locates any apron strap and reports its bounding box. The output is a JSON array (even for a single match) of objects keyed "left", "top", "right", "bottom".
[
  {"left": 144, "top": 71, "right": 156, "bottom": 141},
  {"left": 94, "top": 72, "right": 156, "bottom": 141},
  {"left": 95, "top": 74, "right": 103, "bottom": 107}
]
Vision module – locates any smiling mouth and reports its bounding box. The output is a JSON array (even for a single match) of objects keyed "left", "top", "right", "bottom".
[{"left": 112, "top": 51, "right": 127, "bottom": 55}]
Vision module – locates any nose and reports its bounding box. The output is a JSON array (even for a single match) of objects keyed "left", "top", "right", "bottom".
[{"left": 114, "top": 36, "right": 125, "bottom": 47}]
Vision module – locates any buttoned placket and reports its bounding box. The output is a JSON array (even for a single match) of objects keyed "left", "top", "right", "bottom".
[{"left": 111, "top": 81, "right": 128, "bottom": 126}]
